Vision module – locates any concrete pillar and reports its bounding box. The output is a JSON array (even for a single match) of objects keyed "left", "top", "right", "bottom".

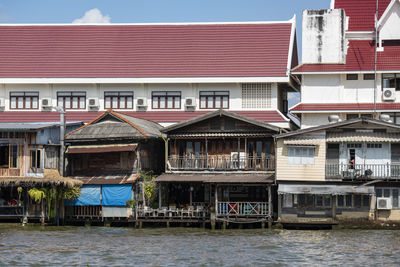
[
  {"left": 159, "top": 183, "right": 162, "bottom": 209},
  {"left": 166, "top": 221, "right": 170, "bottom": 228},
  {"left": 222, "top": 221, "right": 227, "bottom": 230},
  {"left": 369, "top": 195, "right": 376, "bottom": 221}
]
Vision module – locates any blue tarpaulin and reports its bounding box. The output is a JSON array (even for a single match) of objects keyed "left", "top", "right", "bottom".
[
  {"left": 102, "top": 184, "right": 132, "bottom": 206},
  {"left": 65, "top": 185, "right": 101, "bottom": 206}
]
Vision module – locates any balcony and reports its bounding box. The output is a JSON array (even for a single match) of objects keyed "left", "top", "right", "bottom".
[
  {"left": 326, "top": 163, "right": 400, "bottom": 180},
  {"left": 168, "top": 155, "right": 274, "bottom": 171}
]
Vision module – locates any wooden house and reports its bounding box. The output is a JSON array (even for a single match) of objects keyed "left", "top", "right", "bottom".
[
  {"left": 0, "top": 122, "right": 83, "bottom": 223},
  {"left": 152, "top": 110, "right": 282, "bottom": 227},
  {"left": 64, "top": 110, "right": 164, "bottom": 223},
  {"left": 275, "top": 118, "right": 400, "bottom": 226}
]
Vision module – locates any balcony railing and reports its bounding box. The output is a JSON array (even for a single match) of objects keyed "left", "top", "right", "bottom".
[
  {"left": 217, "top": 202, "right": 269, "bottom": 217},
  {"left": 168, "top": 155, "right": 274, "bottom": 171},
  {"left": 326, "top": 163, "right": 400, "bottom": 179},
  {"left": 65, "top": 206, "right": 102, "bottom": 218}
]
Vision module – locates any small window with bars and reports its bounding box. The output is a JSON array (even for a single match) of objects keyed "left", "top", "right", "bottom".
[
  {"left": 104, "top": 91, "right": 133, "bottom": 109},
  {"left": 199, "top": 91, "right": 229, "bottom": 109},
  {"left": 367, "top": 143, "right": 382, "bottom": 149},
  {"left": 241, "top": 84, "right": 271, "bottom": 109},
  {"left": 152, "top": 91, "right": 181, "bottom": 109},
  {"left": 57, "top": 92, "right": 86, "bottom": 109},
  {"left": 347, "top": 143, "right": 362, "bottom": 148},
  {"left": 10, "top": 92, "right": 39, "bottom": 109}
]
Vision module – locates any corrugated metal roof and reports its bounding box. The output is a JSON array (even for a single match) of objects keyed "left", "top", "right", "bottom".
[
  {"left": 0, "top": 23, "right": 294, "bottom": 78},
  {"left": 291, "top": 103, "right": 400, "bottom": 113},
  {"left": 155, "top": 173, "right": 274, "bottom": 183},
  {"left": 0, "top": 110, "right": 289, "bottom": 123},
  {"left": 0, "top": 122, "right": 82, "bottom": 131},
  {"left": 76, "top": 173, "right": 139, "bottom": 185},
  {"left": 66, "top": 144, "right": 137, "bottom": 154},
  {"left": 326, "top": 132, "right": 400, "bottom": 142},
  {"left": 292, "top": 40, "right": 400, "bottom": 73},
  {"left": 284, "top": 136, "right": 324, "bottom": 146},
  {"left": 278, "top": 183, "right": 375, "bottom": 195},
  {"left": 66, "top": 111, "right": 163, "bottom": 141}
]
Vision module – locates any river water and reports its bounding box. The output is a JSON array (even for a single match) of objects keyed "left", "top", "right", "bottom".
[{"left": 0, "top": 225, "right": 399, "bottom": 266}]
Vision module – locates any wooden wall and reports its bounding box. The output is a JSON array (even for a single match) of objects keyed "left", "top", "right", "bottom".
[{"left": 276, "top": 134, "right": 326, "bottom": 182}]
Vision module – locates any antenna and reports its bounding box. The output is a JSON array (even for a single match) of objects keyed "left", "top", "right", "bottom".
[{"left": 373, "top": 0, "right": 378, "bottom": 117}]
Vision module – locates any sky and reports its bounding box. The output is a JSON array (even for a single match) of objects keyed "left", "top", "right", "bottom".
[{"left": 0, "top": 0, "right": 331, "bottom": 106}]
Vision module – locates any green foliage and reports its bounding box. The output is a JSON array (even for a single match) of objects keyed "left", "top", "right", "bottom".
[
  {"left": 63, "top": 187, "right": 81, "bottom": 200},
  {"left": 140, "top": 171, "right": 158, "bottom": 208},
  {"left": 126, "top": 199, "right": 136, "bottom": 208},
  {"left": 28, "top": 188, "right": 46, "bottom": 203}
]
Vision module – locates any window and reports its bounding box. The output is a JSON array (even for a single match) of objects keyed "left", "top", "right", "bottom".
[
  {"left": 382, "top": 73, "right": 400, "bottom": 91},
  {"left": 152, "top": 91, "right": 181, "bottom": 109},
  {"left": 199, "top": 91, "right": 229, "bottom": 109},
  {"left": 104, "top": 91, "right": 133, "bottom": 109},
  {"left": 57, "top": 92, "right": 86, "bottom": 109},
  {"left": 30, "top": 149, "right": 42, "bottom": 169},
  {"left": 288, "top": 146, "right": 315, "bottom": 165},
  {"left": 363, "top": 74, "right": 375, "bottom": 80},
  {"left": 346, "top": 74, "right": 358, "bottom": 80},
  {"left": 10, "top": 92, "right": 39, "bottom": 109},
  {"left": 0, "top": 144, "right": 18, "bottom": 168},
  {"left": 347, "top": 143, "right": 362, "bottom": 148},
  {"left": 241, "top": 83, "right": 271, "bottom": 108},
  {"left": 346, "top": 114, "right": 359, "bottom": 120},
  {"left": 283, "top": 194, "right": 293, "bottom": 208},
  {"left": 367, "top": 143, "right": 382, "bottom": 149}
]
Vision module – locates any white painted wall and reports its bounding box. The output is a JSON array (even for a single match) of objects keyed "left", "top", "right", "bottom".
[
  {"left": 0, "top": 82, "right": 281, "bottom": 112},
  {"left": 302, "top": 9, "right": 346, "bottom": 64},
  {"left": 300, "top": 73, "right": 399, "bottom": 104},
  {"left": 379, "top": 1, "right": 400, "bottom": 41}
]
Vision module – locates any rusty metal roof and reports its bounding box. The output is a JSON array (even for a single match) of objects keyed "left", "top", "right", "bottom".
[{"left": 66, "top": 144, "right": 137, "bottom": 154}]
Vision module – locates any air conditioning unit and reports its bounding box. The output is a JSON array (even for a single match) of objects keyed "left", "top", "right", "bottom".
[
  {"left": 377, "top": 197, "right": 392, "bottom": 210},
  {"left": 382, "top": 88, "right": 396, "bottom": 101},
  {"left": 137, "top": 98, "right": 147, "bottom": 107},
  {"left": 41, "top": 98, "right": 52, "bottom": 110},
  {"left": 185, "top": 97, "right": 196, "bottom": 108},
  {"left": 88, "top": 98, "right": 99, "bottom": 111}
]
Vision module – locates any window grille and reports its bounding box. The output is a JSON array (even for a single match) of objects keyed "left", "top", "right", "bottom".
[{"left": 241, "top": 83, "right": 271, "bottom": 109}]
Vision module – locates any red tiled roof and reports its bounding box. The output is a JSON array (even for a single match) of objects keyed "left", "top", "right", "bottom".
[
  {"left": 0, "top": 23, "right": 294, "bottom": 78},
  {"left": 291, "top": 103, "right": 400, "bottom": 112},
  {"left": 0, "top": 110, "right": 288, "bottom": 123},
  {"left": 334, "top": 0, "right": 391, "bottom": 31},
  {"left": 292, "top": 40, "right": 400, "bottom": 73}
]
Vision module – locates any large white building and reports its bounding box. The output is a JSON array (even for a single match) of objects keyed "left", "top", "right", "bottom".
[
  {"left": 291, "top": 0, "right": 400, "bottom": 128},
  {"left": 0, "top": 19, "right": 299, "bottom": 130}
]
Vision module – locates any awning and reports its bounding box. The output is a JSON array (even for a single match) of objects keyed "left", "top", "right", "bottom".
[
  {"left": 77, "top": 173, "right": 140, "bottom": 185},
  {"left": 66, "top": 144, "right": 137, "bottom": 154},
  {"left": 283, "top": 136, "right": 323, "bottom": 146},
  {"left": 155, "top": 173, "right": 274, "bottom": 184},
  {"left": 169, "top": 132, "right": 271, "bottom": 138},
  {"left": 326, "top": 132, "right": 400, "bottom": 143},
  {"left": 278, "top": 184, "right": 375, "bottom": 195}
]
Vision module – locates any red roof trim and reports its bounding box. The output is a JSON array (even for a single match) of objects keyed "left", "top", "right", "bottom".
[
  {"left": 291, "top": 103, "right": 400, "bottom": 112},
  {"left": 0, "top": 110, "right": 288, "bottom": 124}
]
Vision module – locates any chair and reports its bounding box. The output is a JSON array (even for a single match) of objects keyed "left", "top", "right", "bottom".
[
  {"left": 158, "top": 207, "right": 168, "bottom": 217},
  {"left": 168, "top": 206, "right": 177, "bottom": 217},
  {"left": 143, "top": 206, "right": 154, "bottom": 217}
]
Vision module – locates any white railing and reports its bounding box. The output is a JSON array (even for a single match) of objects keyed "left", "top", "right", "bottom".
[
  {"left": 326, "top": 163, "right": 400, "bottom": 179},
  {"left": 217, "top": 202, "right": 269, "bottom": 217}
]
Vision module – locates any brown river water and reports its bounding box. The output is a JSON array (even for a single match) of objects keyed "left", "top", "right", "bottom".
[{"left": 0, "top": 225, "right": 399, "bottom": 266}]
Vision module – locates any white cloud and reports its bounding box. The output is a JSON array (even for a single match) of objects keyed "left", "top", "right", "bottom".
[
  {"left": 72, "top": 8, "right": 110, "bottom": 24},
  {"left": 288, "top": 92, "right": 300, "bottom": 108}
]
